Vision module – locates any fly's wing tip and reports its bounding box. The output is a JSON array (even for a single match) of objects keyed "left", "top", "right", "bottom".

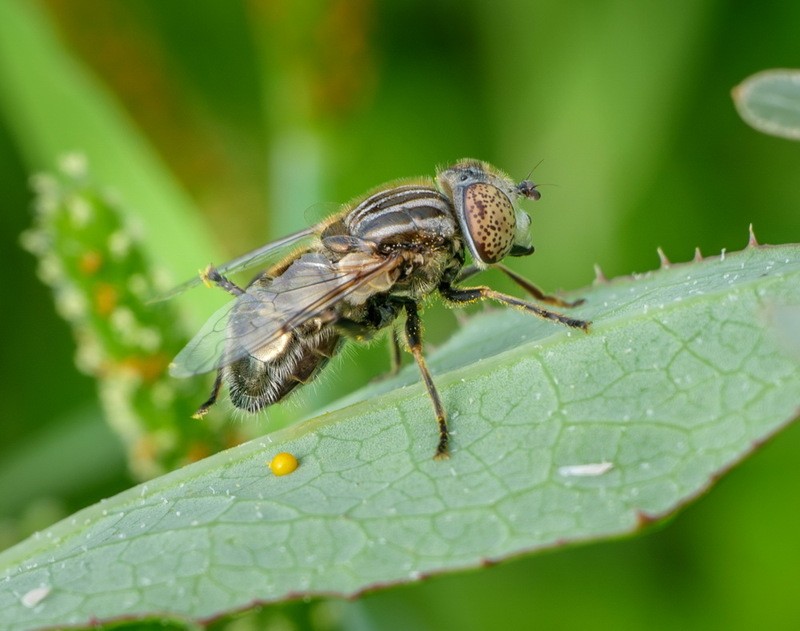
[
  {"left": 168, "top": 360, "right": 189, "bottom": 379},
  {"left": 168, "top": 348, "right": 213, "bottom": 378},
  {"left": 152, "top": 275, "right": 204, "bottom": 303}
]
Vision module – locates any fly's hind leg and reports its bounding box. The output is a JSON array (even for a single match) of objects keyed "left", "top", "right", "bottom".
[
  {"left": 189, "top": 266, "right": 238, "bottom": 420},
  {"left": 202, "top": 266, "right": 245, "bottom": 297},
  {"left": 193, "top": 370, "right": 223, "bottom": 419},
  {"left": 403, "top": 301, "right": 449, "bottom": 460}
]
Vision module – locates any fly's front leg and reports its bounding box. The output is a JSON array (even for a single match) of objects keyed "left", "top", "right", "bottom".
[
  {"left": 493, "top": 263, "right": 585, "bottom": 308},
  {"left": 403, "top": 301, "right": 450, "bottom": 460},
  {"left": 440, "top": 283, "right": 590, "bottom": 331},
  {"left": 454, "top": 263, "right": 584, "bottom": 308},
  {"left": 452, "top": 263, "right": 482, "bottom": 285},
  {"left": 202, "top": 265, "right": 245, "bottom": 297}
]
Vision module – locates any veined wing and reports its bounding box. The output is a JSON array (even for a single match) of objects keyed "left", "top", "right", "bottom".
[
  {"left": 169, "top": 250, "right": 402, "bottom": 377},
  {"left": 154, "top": 225, "right": 320, "bottom": 302}
]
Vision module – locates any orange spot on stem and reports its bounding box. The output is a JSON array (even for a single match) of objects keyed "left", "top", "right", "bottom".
[
  {"left": 79, "top": 250, "right": 103, "bottom": 275},
  {"left": 94, "top": 283, "right": 118, "bottom": 316}
]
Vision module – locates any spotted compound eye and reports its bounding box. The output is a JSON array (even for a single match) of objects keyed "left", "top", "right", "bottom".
[{"left": 463, "top": 183, "right": 516, "bottom": 264}]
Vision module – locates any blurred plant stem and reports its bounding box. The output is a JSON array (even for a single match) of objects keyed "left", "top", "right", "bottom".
[
  {"left": 0, "top": 0, "right": 223, "bottom": 322},
  {"left": 22, "top": 159, "right": 255, "bottom": 478},
  {"left": 247, "top": 0, "right": 376, "bottom": 237}
]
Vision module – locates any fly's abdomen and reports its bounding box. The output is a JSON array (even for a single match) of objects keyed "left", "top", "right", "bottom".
[
  {"left": 345, "top": 184, "right": 457, "bottom": 248},
  {"left": 224, "top": 327, "right": 341, "bottom": 413}
]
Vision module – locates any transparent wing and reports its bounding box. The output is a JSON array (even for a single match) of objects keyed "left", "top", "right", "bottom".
[
  {"left": 154, "top": 225, "right": 320, "bottom": 302},
  {"left": 169, "top": 250, "right": 402, "bottom": 377},
  {"left": 168, "top": 299, "right": 242, "bottom": 377}
]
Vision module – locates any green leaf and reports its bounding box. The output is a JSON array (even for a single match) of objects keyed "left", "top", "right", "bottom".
[
  {"left": 733, "top": 69, "right": 800, "bottom": 140},
  {"left": 1, "top": 242, "right": 799, "bottom": 629}
]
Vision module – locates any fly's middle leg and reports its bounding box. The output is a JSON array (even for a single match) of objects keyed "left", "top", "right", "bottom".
[
  {"left": 388, "top": 327, "right": 402, "bottom": 376},
  {"left": 403, "top": 301, "right": 449, "bottom": 460}
]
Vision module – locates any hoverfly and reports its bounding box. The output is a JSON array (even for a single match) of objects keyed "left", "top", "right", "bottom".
[{"left": 168, "top": 159, "right": 589, "bottom": 459}]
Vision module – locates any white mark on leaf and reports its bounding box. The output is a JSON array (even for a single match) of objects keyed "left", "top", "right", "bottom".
[
  {"left": 21, "top": 586, "right": 51, "bottom": 609},
  {"left": 558, "top": 462, "right": 614, "bottom": 477}
]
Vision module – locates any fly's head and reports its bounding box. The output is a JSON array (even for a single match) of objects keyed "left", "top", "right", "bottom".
[{"left": 436, "top": 159, "right": 538, "bottom": 268}]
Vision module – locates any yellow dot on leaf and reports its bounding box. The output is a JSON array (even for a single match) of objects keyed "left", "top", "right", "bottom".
[{"left": 269, "top": 452, "right": 299, "bottom": 476}]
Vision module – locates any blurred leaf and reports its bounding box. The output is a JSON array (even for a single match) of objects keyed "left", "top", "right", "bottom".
[
  {"left": 0, "top": 405, "right": 122, "bottom": 520},
  {"left": 1, "top": 242, "right": 799, "bottom": 629},
  {"left": 733, "top": 69, "right": 800, "bottom": 140},
  {"left": 474, "top": 0, "right": 715, "bottom": 283},
  {"left": 0, "top": 0, "right": 221, "bottom": 312}
]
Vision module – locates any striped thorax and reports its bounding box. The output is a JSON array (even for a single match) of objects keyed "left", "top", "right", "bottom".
[{"left": 344, "top": 183, "right": 457, "bottom": 247}]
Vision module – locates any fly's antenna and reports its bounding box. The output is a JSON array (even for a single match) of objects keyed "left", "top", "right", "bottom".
[
  {"left": 525, "top": 158, "right": 545, "bottom": 181},
  {"left": 517, "top": 159, "right": 545, "bottom": 200}
]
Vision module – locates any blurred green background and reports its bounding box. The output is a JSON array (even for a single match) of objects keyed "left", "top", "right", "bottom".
[{"left": 1, "top": 0, "right": 799, "bottom": 629}]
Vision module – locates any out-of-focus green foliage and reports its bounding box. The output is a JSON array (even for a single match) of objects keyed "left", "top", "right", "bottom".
[{"left": 1, "top": 0, "right": 799, "bottom": 630}]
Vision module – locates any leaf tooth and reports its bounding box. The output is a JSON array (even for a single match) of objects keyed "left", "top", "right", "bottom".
[
  {"left": 748, "top": 223, "right": 759, "bottom": 248},
  {"left": 656, "top": 247, "right": 671, "bottom": 269},
  {"left": 693, "top": 247, "right": 703, "bottom": 262},
  {"left": 635, "top": 510, "right": 659, "bottom": 528},
  {"left": 592, "top": 263, "right": 608, "bottom": 285}
]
